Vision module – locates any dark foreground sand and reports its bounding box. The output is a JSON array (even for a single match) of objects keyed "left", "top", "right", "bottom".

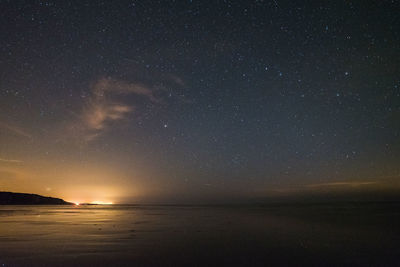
[{"left": 1, "top": 202, "right": 400, "bottom": 266}]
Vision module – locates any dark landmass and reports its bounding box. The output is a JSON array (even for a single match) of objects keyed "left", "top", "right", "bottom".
[{"left": 0, "top": 192, "right": 73, "bottom": 205}]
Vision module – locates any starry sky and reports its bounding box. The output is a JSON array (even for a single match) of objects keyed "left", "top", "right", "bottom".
[{"left": 0, "top": 1, "right": 399, "bottom": 204}]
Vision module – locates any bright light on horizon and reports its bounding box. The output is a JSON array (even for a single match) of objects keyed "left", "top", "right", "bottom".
[{"left": 68, "top": 199, "right": 114, "bottom": 205}]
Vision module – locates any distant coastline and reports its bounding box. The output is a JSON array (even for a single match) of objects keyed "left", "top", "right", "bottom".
[{"left": 0, "top": 192, "right": 73, "bottom": 205}]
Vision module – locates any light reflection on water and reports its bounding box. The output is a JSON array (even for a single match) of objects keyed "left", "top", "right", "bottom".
[{"left": 1, "top": 203, "right": 400, "bottom": 266}]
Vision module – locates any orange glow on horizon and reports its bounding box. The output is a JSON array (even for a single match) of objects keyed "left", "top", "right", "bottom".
[
  {"left": 91, "top": 201, "right": 113, "bottom": 205},
  {"left": 68, "top": 200, "right": 113, "bottom": 205}
]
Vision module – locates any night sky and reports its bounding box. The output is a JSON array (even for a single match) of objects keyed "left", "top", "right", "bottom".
[{"left": 1, "top": 1, "right": 399, "bottom": 204}]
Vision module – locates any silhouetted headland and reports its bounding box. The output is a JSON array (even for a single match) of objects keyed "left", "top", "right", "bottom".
[{"left": 0, "top": 191, "right": 72, "bottom": 205}]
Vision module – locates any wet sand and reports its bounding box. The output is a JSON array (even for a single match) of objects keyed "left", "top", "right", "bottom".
[{"left": 1, "top": 202, "right": 400, "bottom": 266}]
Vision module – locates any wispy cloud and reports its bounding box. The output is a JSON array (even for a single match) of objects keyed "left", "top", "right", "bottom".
[
  {"left": 0, "top": 158, "right": 23, "bottom": 163},
  {"left": 0, "top": 121, "right": 32, "bottom": 139},
  {"left": 84, "top": 102, "right": 133, "bottom": 130},
  {"left": 58, "top": 74, "right": 187, "bottom": 143},
  {"left": 77, "top": 77, "right": 161, "bottom": 141},
  {"left": 306, "top": 181, "right": 378, "bottom": 188}
]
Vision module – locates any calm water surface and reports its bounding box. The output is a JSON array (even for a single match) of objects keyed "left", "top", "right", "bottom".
[{"left": 1, "top": 203, "right": 400, "bottom": 266}]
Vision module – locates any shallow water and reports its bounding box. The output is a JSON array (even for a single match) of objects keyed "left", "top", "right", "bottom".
[{"left": 1, "top": 203, "right": 400, "bottom": 266}]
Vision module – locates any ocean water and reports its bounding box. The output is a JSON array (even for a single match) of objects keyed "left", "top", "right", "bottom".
[{"left": 1, "top": 203, "right": 400, "bottom": 266}]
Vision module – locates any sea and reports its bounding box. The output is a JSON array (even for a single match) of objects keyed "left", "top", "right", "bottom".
[{"left": 1, "top": 202, "right": 400, "bottom": 266}]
